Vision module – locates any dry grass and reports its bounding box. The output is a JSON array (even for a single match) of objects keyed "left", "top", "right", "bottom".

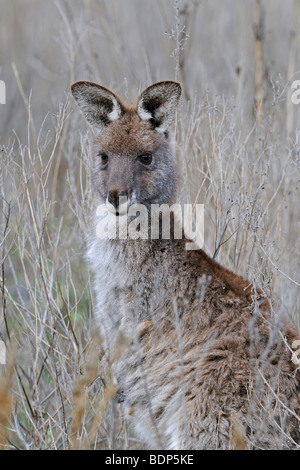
[
  {"left": 0, "top": 344, "right": 15, "bottom": 449},
  {"left": 0, "top": 0, "right": 299, "bottom": 450}
]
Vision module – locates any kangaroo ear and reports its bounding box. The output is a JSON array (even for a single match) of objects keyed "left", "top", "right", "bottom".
[
  {"left": 137, "top": 81, "right": 181, "bottom": 133},
  {"left": 71, "top": 81, "right": 124, "bottom": 131}
]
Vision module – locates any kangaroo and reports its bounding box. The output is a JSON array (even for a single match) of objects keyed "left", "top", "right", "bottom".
[{"left": 71, "top": 80, "right": 300, "bottom": 450}]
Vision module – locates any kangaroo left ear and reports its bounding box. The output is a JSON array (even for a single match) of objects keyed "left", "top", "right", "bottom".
[
  {"left": 71, "top": 81, "right": 125, "bottom": 131},
  {"left": 137, "top": 81, "right": 182, "bottom": 133}
]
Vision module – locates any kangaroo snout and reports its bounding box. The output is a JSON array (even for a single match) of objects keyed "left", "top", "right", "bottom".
[
  {"left": 106, "top": 189, "right": 129, "bottom": 215},
  {"left": 108, "top": 189, "right": 128, "bottom": 209}
]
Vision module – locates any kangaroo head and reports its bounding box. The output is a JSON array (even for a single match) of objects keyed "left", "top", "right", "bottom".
[{"left": 71, "top": 81, "right": 181, "bottom": 214}]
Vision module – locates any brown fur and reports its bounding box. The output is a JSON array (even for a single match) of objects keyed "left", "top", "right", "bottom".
[{"left": 71, "top": 80, "right": 300, "bottom": 449}]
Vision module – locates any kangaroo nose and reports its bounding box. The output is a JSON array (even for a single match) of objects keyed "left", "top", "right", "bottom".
[{"left": 108, "top": 190, "right": 127, "bottom": 209}]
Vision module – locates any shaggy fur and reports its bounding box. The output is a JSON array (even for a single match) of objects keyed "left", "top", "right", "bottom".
[{"left": 71, "top": 80, "right": 300, "bottom": 450}]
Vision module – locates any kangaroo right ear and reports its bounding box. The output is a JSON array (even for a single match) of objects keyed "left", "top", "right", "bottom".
[
  {"left": 137, "top": 81, "right": 182, "bottom": 133},
  {"left": 71, "top": 81, "right": 124, "bottom": 131}
]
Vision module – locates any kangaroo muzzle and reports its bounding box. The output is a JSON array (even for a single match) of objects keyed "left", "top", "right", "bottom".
[{"left": 106, "top": 192, "right": 129, "bottom": 216}]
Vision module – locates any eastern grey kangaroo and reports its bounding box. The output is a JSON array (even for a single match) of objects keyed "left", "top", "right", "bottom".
[{"left": 71, "top": 80, "right": 300, "bottom": 450}]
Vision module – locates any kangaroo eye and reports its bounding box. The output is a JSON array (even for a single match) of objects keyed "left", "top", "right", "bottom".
[
  {"left": 138, "top": 155, "right": 152, "bottom": 166},
  {"left": 98, "top": 153, "right": 109, "bottom": 165}
]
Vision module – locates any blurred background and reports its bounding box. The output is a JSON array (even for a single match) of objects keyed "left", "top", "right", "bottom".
[
  {"left": 0, "top": 0, "right": 299, "bottom": 450},
  {"left": 1, "top": 0, "right": 300, "bottom": 137}
]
